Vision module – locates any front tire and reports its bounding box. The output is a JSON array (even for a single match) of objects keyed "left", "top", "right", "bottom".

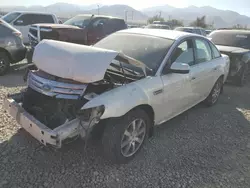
[
  {"left": 204, "top": 77, "right": 223, "bottom": 106},
  {"left": 101, "top": 109, "right": 150, "bottom": 164},
  {"left": 0, "top": 52, "right": 10, "bottom": 76}
]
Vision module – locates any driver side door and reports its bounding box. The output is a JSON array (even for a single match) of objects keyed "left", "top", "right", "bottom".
[
  {"left": 87, "top": 18, "right": 108, "bottom": 45},
  {"left": 160, "top": 39, "right": 195, "bottom": 121}
]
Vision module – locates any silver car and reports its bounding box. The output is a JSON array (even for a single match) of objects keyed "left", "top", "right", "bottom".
[
  {"left": 0, "top": 19, "right": 26, "bottom": 75},
  {"left": 4, "top": 29, "right": 230, "bottom": 164}
]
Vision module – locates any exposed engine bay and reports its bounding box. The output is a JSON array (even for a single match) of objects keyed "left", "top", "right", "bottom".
[{"left": 21, "top": 66, "right": 142, "bottom": 129}]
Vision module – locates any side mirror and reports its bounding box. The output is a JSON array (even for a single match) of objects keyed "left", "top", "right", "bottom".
[
  {"left": 15, "top": 19, "right": 24, "bottom": 25},
  {"left": 170, "top": 62, "right": 190, "bottom": 74}
]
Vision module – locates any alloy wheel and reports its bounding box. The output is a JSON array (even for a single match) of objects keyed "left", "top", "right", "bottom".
[
  {"left": 120, "top": 118, "right": 146, "bottom": 157},
  {"left": 211, "top": 81, "right": 221, "bottom": 104}
]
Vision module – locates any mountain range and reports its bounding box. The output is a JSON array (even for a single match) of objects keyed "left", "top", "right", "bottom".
[{"left": 1, "top": 3, "right": 250, "bottom": 28}]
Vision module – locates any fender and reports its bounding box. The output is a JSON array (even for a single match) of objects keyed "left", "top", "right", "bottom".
[{"left": 81, "top": 82, "right": 151, "bottom": 119}]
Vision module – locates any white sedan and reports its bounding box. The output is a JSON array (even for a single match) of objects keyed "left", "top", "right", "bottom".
[{"left": 4, "top": 29, "right": 230, "bottom": 164}]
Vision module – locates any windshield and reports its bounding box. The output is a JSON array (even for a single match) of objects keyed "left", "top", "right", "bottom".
[
  {"left": 63, "top": 15, "right": 91, "bottom": 28},
  {"left": 94, "top": 33, "right": 174, "bottom": 75},
  {"left": 2, "top": 12, "right": 21, "bottom": 23},
  {"left": 209, "top": 31, "right": 250, "bottom": 49}
]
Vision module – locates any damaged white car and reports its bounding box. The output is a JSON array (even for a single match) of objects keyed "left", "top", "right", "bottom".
[{"left": 4, "top": 29, "right": 230, "bottom": 164}]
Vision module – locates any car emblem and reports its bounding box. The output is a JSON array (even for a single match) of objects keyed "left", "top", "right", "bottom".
[{"left": 42, "top": 84, "right": 52, "bottom": 91}]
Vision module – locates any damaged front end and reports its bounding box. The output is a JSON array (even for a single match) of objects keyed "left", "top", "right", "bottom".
[
  {"left": 4, "top": 39, "right": 145, "bottom": 148},
  {"left": 4, "top": 71, "right": 108, "bottom": 148}
]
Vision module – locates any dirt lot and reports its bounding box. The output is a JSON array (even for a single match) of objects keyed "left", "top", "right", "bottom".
[{"left": 1, "top": 66, "right": 250, "bottom": 188}]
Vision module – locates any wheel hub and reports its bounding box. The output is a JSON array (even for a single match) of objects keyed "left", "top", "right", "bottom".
[{"left": 120, "top": 118, "right": 146, "bottom": 157}]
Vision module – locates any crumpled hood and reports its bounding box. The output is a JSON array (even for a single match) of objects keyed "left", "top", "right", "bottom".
[
  {"left": 216, "top": 45, "right": 250, "bottom": 54},
  {"left": 32, "top": 39, "right": 146, "bottom": 83}
]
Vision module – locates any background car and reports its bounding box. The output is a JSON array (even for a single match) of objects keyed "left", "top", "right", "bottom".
[
  {"left": 208, "top": 30, "right": 250, "bottom": 86},
  {"left": 0, "top": 19, "right": 26, "bottom": 75},
  {"left": 1, "top": 11, "right": 58, "bottom": 44},
  {"left": 174, "top": 27, "right": 207, "bottom": 36},
  {"left": 145, "top": 24, "right": 171, "bottom": 30}
]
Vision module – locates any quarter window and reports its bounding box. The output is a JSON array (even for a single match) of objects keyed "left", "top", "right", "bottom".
[
  {"left": 210, "top": 43, "right": 221, "bottom": 58},
  {"left": 194, "top": 39, "right": 212, "bottom": 63}
]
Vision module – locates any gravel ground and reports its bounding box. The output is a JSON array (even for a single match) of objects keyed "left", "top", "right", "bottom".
[{"left": 1, "top": 65, "right": 250, "bottom": 188}]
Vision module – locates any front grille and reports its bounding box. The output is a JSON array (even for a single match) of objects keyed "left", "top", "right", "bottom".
[{"left": 27, "top": 71, "right": 88, "bottom": 99}]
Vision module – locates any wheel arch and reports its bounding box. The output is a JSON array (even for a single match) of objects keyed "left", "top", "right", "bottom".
[
  {"left": 130, "top": 104, "right": 155, "bottom": 137},
  {"left": 0, "top": 47, "right": 12, "bottom": 62}
]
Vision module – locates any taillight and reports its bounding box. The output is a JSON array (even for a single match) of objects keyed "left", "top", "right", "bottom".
[{"left": 13, "top": 31, "right": 23, "bottom": 39}]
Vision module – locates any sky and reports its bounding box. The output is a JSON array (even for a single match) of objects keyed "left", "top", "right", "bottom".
[{"left": 1, "top": 0, "right": 250, "bottom": 16}]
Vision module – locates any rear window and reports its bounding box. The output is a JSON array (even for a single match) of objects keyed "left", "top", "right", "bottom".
[
  {"left": 209, "top": 31, "right": 250, "bottom": 49},
  {"left": 2, "top": 12, "right": 21, "bottom": 23},
  {"left": 175, "top": 28, "right": 194, "bottom": 33},
  {"left": 35, "top": 15, "right": 54, "bottom": 23}
]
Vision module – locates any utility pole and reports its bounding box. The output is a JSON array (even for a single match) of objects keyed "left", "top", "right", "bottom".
[
  {"left": 132, "top": 11, "right": 134, "bottom": 20},
  {"left": 97, "top": 5, "right": 100, "bottom": 15},
  {"left": 125, "top": 10, "right": 128, "bottom": 22},
  {"left": 159, "top": 11, "right": 161, "bottom": 17}
]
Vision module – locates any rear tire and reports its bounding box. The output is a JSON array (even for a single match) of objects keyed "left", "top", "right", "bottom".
[
  {"left": 0, "top": 52, "right": 10, "bottom": 76},
  {"left": 236, "top": 64, "right": 248, "bottom": 87},
  {"left": 101, "top": 109, "right": 150, "bottom": 164},
  {"left": 204, "top": 77, "right": 223, "bottom": 106}
]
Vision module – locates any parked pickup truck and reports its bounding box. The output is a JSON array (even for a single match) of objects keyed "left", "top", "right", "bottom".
[
  {"left": 26, "top": 14, "right": 127, "bottom": 64},
  {"left": 1, "top": 11, "right": 58, "bottom": 44}
]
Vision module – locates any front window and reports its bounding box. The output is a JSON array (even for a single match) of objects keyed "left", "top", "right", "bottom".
[
  {"left": 209, "top": 31, "right": 250, "bottom": 49},
  {"left": 2, "top": 12, "right": 21, "bottom": 23},
  {"left": 94, "top": 33, "right": 174, "bottom": 75},
  {"left": 64, "top": 15, "right": 91, "bottom": 28}
]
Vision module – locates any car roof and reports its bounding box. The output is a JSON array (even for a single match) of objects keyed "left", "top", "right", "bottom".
[
  {"left": 118, "top": 28, "right": 200, "bottom": 40},
  {"left": 212, "top": 29, "right": 250, "bottom": 34},
  {"left": 8, "top": 11, "right": 55, "bottom": 16},
  {"left": 76, "top": 14, "right": 123, "bottom": 20}
]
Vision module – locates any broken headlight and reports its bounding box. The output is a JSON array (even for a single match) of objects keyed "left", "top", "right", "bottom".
[{"left": 77, "top": 105, "right": 105, "bottom": 122}]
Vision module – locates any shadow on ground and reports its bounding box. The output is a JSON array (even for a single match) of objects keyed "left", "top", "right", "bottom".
[
  {"left": 0, "top": 63, "right": 26, "bottom": 88},
  {"left": 1, "top": 84, "right": 250, "bottom": 188}
]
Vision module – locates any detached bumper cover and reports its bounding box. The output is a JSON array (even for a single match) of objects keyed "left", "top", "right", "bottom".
[{"left": 4, "top": 94, "right": 87, "bottom": 148}]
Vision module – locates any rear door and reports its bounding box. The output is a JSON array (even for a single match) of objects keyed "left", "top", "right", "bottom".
[
  {"left": 189, "top": 37, "right": 219, "bottom": 103},
  {"left": 87, "top": 17, "right": 108, "bottom": 45}
]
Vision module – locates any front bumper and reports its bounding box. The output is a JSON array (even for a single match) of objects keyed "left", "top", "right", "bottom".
[{"left": 4, "top": 93, "right": 89, "bottom": 148}]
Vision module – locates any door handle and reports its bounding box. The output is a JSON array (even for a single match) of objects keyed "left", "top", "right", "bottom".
[
  {"left": 191, "top": 77, "right": 196, "bottom": 80},
  {"left": 213, "top": 67, "right": 218, "bottom": 71},
  {"left": 153, "top": 89, "right": 163, "bottom": 95}
]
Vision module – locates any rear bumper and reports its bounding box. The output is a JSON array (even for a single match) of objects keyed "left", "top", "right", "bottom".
[{"left": 4, "top": 93, "right": 89, "bottom": 148}]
